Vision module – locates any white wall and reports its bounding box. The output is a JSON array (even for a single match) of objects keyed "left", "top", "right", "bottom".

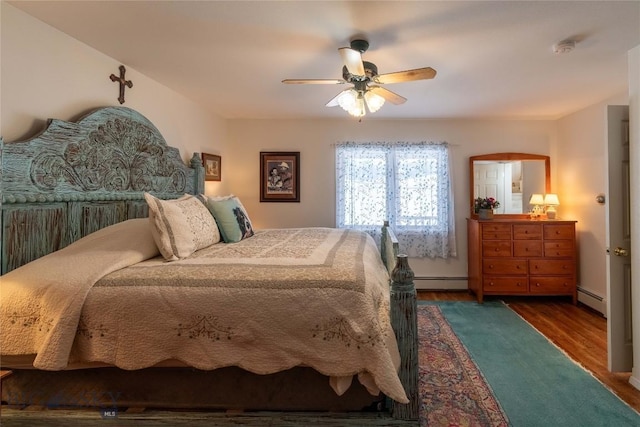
[
  {"left": 1, "top": 3, "right": 229, "bottom": 195},
  {"left": 556, "top": 91, "right": 629, "bottom": 311},
  {"left": 226, "top": 118, "right": 557, "bottom": 285}
]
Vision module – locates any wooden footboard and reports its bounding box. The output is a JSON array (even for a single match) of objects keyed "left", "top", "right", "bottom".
[{"left": 381, "top": 222, "right": 419, "bottom": 421}]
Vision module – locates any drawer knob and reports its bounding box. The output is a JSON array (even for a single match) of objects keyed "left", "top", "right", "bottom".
[{"left": 535, "top": 283, "right": 541, "bottom": 287}]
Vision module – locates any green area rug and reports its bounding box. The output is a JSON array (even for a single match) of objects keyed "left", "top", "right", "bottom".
[{"left": 418, "top": 301, "right": 640, "bottom": 426}]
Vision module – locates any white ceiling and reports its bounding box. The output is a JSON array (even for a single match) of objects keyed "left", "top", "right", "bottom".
[{"left": 9, "top": 1, "right": 640, "bottom": 120}]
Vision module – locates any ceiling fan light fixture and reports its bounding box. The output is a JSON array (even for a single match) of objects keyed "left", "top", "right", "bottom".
[
  {"left": 337, "top": 89, "right": 357, "bottom": 110},
  {"left": 284, "top": 39, "right": 435, "bottom": 117},
  {"left": 364, "top": 90, "right": 385, "bottom": 113},
  {"left": 337, "top": 89, "right": 366, "bottom": 117},
  {"left": 353, "top": 97, "right": 366, "bottom": 117}
]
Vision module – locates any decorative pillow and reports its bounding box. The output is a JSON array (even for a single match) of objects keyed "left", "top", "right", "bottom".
[
  {"left": 201, "top": 194, "right": 235, "bottom": 202},
  {"left": 200, "top": 194, "right": 250, "bottom": 215},
  {"left": 144, "top": 193, "right": 221, "bottom": 260},
  {"left": 204, "top": 196, "right": 254, "bottom": 243}
]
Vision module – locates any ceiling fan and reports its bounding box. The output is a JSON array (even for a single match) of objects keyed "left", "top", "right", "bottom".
[{"left": 282, "top": 39, "right": 436, "bottom": 117}]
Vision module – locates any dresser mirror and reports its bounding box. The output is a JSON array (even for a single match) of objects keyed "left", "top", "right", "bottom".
[{"left": 470, "top": 153, "right": 550, "bottom": 218}]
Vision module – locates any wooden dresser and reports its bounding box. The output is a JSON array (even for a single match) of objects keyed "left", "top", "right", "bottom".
[{"left": 467, "top": 218, "right": 577, "bottom": 304}]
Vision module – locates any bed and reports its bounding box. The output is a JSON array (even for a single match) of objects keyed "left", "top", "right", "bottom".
[{"left": 0, "top": 106, "right": 419, "bottom": 420}]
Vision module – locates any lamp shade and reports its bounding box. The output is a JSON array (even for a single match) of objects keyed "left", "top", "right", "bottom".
[
  {"left": 364, "top": 90, "right": 385, "bottom": 113},
  {"left": 337, "top": 89, "right": 358, "bottom": 113},
  {"left": 544, "top": 193, "right": 560, "bottom": 206},
  {"left": 529, "top": 193, "right": 544, "bottom": 205},
  {"left": 335, "top": 88, "right": 385, "bottom": 117},
  {"left": 544, "top": 193, "right": 559, "bottom": 219}
]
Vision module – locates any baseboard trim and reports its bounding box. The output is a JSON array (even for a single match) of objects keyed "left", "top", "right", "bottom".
[
  {"left": 629, "top": 374, "right": 640, "bottom": 391},
  {"left": 413, "top": 280, "right": 607, "bottom": 314},
  {"left": 577, "top": 286, "right": 606, "bottom": 316},
  {"left": 414, "top": 277, "right": 468, "bottom": 290}
]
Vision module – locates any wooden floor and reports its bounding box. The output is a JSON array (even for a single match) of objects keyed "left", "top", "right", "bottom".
[{"left": 419, "top": 290, "right": 640, "bottom": 413}]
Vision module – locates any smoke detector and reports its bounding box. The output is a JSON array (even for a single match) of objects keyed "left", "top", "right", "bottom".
[{"left": 552, "top": 40, "right": 576, "bottom": 54}]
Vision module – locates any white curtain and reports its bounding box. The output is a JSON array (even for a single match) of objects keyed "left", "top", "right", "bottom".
[{"left": 336, "top": 141, "right": 456, "bottom": 259}]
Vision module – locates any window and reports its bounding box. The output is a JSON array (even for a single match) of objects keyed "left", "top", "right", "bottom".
[{"left": 336, "top": 141, "right": 456, "bottom": 259}]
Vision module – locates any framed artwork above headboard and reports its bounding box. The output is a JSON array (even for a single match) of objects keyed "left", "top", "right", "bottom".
[{"left": 1, "top": 106, "right": 205, "bottom": 274}]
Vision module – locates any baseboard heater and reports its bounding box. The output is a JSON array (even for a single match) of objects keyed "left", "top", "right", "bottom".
[
  {"left": 413, "top": 276, "right": 468, "bottom": 290},
  {"left": 577, "top": 286, "right": 604, "bottom": 301},
  {"left": 577, "top": 286, "right": 606, "bottom": 316}
]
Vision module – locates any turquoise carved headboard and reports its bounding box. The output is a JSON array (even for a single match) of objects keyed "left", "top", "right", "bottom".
[{"left": 1, "top": 107, "right": 205, "bottom": 274}]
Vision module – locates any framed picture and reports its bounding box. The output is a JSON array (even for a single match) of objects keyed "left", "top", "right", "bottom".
[
  {"left": 260, "top": 151, "right": 300, "bottom": 202},
  {"left": 202, "top": 153, "right": 221, "bottom": 181}
]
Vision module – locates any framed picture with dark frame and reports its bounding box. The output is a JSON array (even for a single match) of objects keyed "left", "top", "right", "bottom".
[
  {"left": 260, "top": 151, "right": 300, "bottom": 202},
  {"left": 202, "top": 153, "right": 221, "bottom": 181}
]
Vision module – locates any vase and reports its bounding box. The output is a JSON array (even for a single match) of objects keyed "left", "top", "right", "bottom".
[{"left": 478, "top": 209, "right": 494, "bottom": 220}]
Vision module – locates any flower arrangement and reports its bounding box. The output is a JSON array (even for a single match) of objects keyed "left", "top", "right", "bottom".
[{"left": 474, "top": 197, "right": 500, "bottom": 213}]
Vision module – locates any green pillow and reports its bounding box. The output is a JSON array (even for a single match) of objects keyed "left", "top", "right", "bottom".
[{"left": 205, "top": 197, "right": 254, "bottom": 243}]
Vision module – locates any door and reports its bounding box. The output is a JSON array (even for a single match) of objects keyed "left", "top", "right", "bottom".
[
  {"left": 606, "top": 107, "right": 632, "bottom": 371},
  {"left": 474, "top": 162, "right": 509, "bottom": 214}
]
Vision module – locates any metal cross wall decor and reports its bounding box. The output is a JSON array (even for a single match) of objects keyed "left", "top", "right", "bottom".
[{"left": 110, "top": 65, "right": 133, "bottom": 104}]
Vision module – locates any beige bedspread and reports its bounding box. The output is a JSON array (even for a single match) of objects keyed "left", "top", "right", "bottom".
[{"left": 0, "top": 219, "right": 408, "bottom": 403}]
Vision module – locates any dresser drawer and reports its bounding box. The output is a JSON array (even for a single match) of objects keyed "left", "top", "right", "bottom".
[
  {"left": 482, "top": 224, "right": 512, "bottom": 240},
  {"left": 482, "top": 241, "right": 512, "bottom": 257},
  {"left": 530, "top": 259, "right": 575, "bottom": 275},
  {"left": 544, "top": 224, "right": 574, "bottom": 240},
  {"left": 529, "top": 277, "right": 575, "bottom": 294},
  {"left": 483, "top": 277, "right": 528, "bottom": 293},
  {"left": 468, "top": 218, "right": 577, "bottom": 304},
  {"left": 544, "top": 241, "right": 575, "bottom": 258},
  {"left": 514, "top": 241, "right": 542, "bottom": 257},
  {"left": 513, "top": 224, "right": 542, "bottom": 240},
  {"left": 483, "top": 259, "right": 527, "bottom": 275}
]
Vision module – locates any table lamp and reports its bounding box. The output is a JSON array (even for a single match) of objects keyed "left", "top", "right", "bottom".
[
  {"left": 529, "top": 193, "right": 544, "bottom": 219},
  {"left": 544, "top": 193, "right": 560, "bottom": 219}
]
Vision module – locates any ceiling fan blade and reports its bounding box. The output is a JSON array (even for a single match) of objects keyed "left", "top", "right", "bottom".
[
  {"left": 338, "top": 47, "right": 365, "bottom": 76},
  {"left": 368, "top": 86, "right": 407, "bottom": 105},
  {"left": 282, "top": 79, "right": 345, "bottom": 85},
  {"left": 376, "top": 67, "right": 437, "bottom": 84}
]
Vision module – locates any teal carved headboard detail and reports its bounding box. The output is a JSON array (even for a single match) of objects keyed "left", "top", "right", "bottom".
[
  {"left": 2, "top": 106, "right": 203, "bottom": 202},
  {"left": 1, "top": 106, "right": 205, "bottom": 273}
]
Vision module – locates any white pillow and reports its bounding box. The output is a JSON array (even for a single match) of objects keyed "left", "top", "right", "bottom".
[{"left": 144, "top": 193, "right": 221, "bottom": 261}]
